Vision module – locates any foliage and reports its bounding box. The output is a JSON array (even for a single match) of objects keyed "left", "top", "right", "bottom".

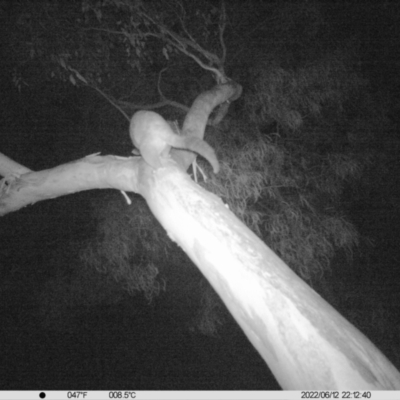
[
  {"left": 198, "top": 44, "right": 377, "bottom": 282},
  {"left": 246, "top": 50, "right": 364, "bottom": 132},
  {"left": 9, "top": 0, "right": 224, "bottom": 114},
  {"left": 206, "top": 124, "right": 360, "bottom": 281},
  {"left": 78, "top": 192, "right": 226, "bottom": 335},
  {"left": 204, "top": 47, "right": 379, "bottom": 281},
  {"left": 80, "top": 193, "right": 168, "bottom": 302},
  {"left": 187, "top": 280, "right": 225, "bottom": 336},
  {"left": 5, "top": 1, "right": 391, "bottom": 334},
  {"left": 71, "top": 2, "right": 377, "bottom": 325}
]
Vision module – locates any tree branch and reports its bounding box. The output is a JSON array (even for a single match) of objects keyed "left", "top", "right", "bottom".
[{"left": 139, "top": 6, "right": 227, "bottom": 83}]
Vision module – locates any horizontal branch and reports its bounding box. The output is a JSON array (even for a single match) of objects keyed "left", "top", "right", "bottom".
[{"left": 0, "top": 154, "right": 142, "bottom": 216}]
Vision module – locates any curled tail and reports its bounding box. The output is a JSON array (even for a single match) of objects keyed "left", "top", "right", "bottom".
[{"left": 172, "top": 136, "right": 220, "bottom": 173}]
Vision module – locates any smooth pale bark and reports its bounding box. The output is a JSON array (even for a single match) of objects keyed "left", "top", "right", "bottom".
[
  {"left": 140, "top": 162, "right": 400, "bottom": 390},
  {"left": 0, "top": 153, "right": 141, "bottom": 216}
]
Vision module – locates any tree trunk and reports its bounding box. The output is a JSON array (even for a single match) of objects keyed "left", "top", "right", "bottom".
[{"left": 141, "top": 165, "right": 400, "bottom": 390}]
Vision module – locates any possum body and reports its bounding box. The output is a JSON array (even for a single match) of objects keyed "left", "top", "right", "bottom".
[{"left": 130, "top": 110, "right": 219, "bottom": 173}]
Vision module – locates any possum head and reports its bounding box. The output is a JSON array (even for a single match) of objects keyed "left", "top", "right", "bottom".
[{"left": 130, "top": 111, "right": 219, "bottom": 173}]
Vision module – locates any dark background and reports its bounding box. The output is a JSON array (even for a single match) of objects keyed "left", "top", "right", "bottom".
[{"left": 0, "top": 0, "right": 399, "bottom": 390}]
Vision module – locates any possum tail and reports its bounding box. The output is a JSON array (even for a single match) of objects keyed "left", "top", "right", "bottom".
[{"left": 172, "top": 136, "right": 220, "bottom": 173}]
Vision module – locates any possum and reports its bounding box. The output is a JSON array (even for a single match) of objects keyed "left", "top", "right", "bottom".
[{"left": 130, "top": 110, "right": 220, "bottom": 173}]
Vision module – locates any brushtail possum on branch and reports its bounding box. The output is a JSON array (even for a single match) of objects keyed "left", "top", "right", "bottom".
[{"left": 130, "top": 111, "right": 220, "bottom": 173}]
